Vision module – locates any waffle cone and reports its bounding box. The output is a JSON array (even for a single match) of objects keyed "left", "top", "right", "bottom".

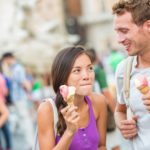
[
  {"left": 138, "top": 86, "right": 149, "bottom": 95},
  {"left": 67, "top": 95, "right": 74, "bottom": 105}
]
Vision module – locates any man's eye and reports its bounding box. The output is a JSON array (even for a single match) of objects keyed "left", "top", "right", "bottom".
[{"left": 121, "top": 29, "right": 128, "bottom": 33}]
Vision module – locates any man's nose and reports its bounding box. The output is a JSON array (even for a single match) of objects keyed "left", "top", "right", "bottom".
[{"left": 117, "top": 33, "right": 125, "bottom": 44}]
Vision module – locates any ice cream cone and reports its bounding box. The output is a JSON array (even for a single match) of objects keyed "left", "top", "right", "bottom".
[
  {"left": 66, "top": 95, "right": 74, "bottom": 105},
  {"left": 135, "top": 75, "right": 149, "bottom": 95},
  {"left": 138, "top": 86, "right": 149, "bottom": 95},
  {"left": 59, "top": 85, "right": 76, "bottom": 105}
]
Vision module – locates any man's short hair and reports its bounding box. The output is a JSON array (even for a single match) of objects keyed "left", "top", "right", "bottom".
[
  {"left": 2, "top": 52, "right": 14, "bottom": 60},
  {"left": 112, "top": 0, "right": 150, "bottom": 26}
]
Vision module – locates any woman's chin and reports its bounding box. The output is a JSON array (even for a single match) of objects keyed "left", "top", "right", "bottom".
[{"left": 79, "top": 89, "right": 92, "bottom": 95}]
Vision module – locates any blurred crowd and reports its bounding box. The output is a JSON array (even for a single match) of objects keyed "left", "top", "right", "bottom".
[{"left": 0, "top": 52, "right": 55, "bottom": 150}]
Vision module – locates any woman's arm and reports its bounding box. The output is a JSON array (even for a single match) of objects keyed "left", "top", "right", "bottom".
[
  {"left": 91, "top": 93, "right": 107, "bottom": 149},
  {"left": 37, "top": 101, "right": 56, "bottom": 150},
  {"left": 37, "top": 102, "right": 79, "bottom": 150},
  {"left": 0, "top": 102, "right": 9, "bottom": 127}
]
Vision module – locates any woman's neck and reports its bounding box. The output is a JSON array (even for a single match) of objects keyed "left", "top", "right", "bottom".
[{"left": 74, "top": 95, "right": 87, "bottom": 111}]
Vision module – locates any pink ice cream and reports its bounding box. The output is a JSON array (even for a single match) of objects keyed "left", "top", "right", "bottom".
[
  {"left": 135, "top": 76, "right": 149, "bottom": 94},
  {"left": 59, "top": 85, "right": 76, "bottom": 105}
]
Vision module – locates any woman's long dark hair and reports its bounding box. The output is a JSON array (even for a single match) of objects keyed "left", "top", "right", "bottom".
[{"left": 51, "top": 46, "right": 92, "bottom": 136}]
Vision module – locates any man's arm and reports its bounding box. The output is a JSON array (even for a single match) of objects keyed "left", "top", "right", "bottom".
[{"left": 115, "top": 103, "right": 138, "bottom": 139}]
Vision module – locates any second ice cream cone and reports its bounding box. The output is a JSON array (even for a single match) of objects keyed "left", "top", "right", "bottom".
[
  {"left": 138, "top": 86, "right": 149, "bottom": 95},
  {"left": 135, "top": 75, "right": 149, "bottom": 95}
]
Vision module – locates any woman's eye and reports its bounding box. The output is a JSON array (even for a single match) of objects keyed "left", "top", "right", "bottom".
[
  {"left": 73, "top": 69, "right": 80, "bottom": 73},
  {"left": 88, "top": 66, "right": 94, "bottom": 72}
]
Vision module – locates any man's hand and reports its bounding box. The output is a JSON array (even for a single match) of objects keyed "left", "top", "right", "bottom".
[
  {"left": 142, "top": 91, "right": 150, "bottom": 112},
  {"left": 119, "top": 116, "right": 138, "bottom": 139}
]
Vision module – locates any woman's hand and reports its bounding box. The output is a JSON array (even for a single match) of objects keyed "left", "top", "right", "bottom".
[{"left": 61, "top": 105, "right": 80, "bottom": 135}]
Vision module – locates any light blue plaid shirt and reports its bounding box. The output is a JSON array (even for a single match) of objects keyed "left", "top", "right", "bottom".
[{"left": 10, "top": 63, "right": 28, "bottom": 101}]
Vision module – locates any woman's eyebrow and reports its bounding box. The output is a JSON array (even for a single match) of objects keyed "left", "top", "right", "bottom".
[
  {"left": 72, "top": 66, "right": 81, "bottom": 69},
  {"left": 72, "top": 64, "right": 92, "bottom": 68}
]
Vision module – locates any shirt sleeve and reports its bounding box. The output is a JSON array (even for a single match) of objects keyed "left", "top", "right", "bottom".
[{"left": 115, "top": 60, "right": 126, "bottom": 104}]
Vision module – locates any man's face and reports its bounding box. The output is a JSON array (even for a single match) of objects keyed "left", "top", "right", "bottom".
[
  {"left": 3, "top": 57, "right": 13, "bottom": 66},
  {"left": 114, "top": 11, "right": 149, "bottom": 56}
]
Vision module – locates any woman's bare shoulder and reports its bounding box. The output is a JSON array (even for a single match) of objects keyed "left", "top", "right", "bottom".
[
  {"left": 90, "top": 92, "right": 107, "bottom": 106},
  {"left": 88, "top": 92, "right": 107, "bottom": 119},
  {"left": 37, "top": 101, "right": 54, "bottom": 122}
]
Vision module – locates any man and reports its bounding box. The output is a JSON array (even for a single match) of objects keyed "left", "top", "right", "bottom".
[
  {"left": 112, "top": 0, "right": 150, "bottom": 150},
  {"left": 2, "top": 52, "right": 34, "bottom": 149}
]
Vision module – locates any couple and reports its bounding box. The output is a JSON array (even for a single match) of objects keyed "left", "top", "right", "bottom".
[{"left": 37, "top": 0, "right": 150, "bottom": 150}]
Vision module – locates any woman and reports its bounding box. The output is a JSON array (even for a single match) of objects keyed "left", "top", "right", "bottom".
[{"left": 37, "top": 46, "right": 107, "bottom": 150}]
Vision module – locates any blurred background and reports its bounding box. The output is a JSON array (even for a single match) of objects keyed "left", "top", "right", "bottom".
[
  {"left": 0, "top": 0, "right": 125, "bottom": 73},
  {"left": 0, "top": 0, "right": 128, "bottom": 150}
]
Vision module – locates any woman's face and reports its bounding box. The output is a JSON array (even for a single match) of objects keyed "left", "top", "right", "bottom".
[{"left": 67, "top": 54, "right": 95, "bottom": 96}]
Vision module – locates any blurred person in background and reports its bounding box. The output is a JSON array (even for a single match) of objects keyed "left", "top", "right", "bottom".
[
  {"left": 0, "top": 102, "right": 9, "bottom": 128},
  {"left": 0, "top": 101, "right": 9, "bottom": 150},
  {"left": 87, "top": 48, "right": 121, "bottom": 150},
  {"left": 40, "top": 73, "right": 55, "bottom": 99},
  {"left": 0, "top": 69, "right": 11, "bottom": 150},
  {"left": 1, "top": 52, "right": 34, "bottom": 149},
  {"left": 31, "top": 73, "right": 55, "bottom": 126},
  {"left": 31, "top": 75, "right": 42, "bottom": 108},
  {"left": 108, "top": 49, "right": 125, "bottom": 74},
  {"left": 37, "top": 46, "right": 107, "bottom": 150},
  {"left": 108, "top": 49, "right": 125, "bottom": 104}
]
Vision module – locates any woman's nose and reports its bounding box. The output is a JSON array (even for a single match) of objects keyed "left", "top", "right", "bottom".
[{"left": 82, "top": 70, "right": 89, "bottom": 80}]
